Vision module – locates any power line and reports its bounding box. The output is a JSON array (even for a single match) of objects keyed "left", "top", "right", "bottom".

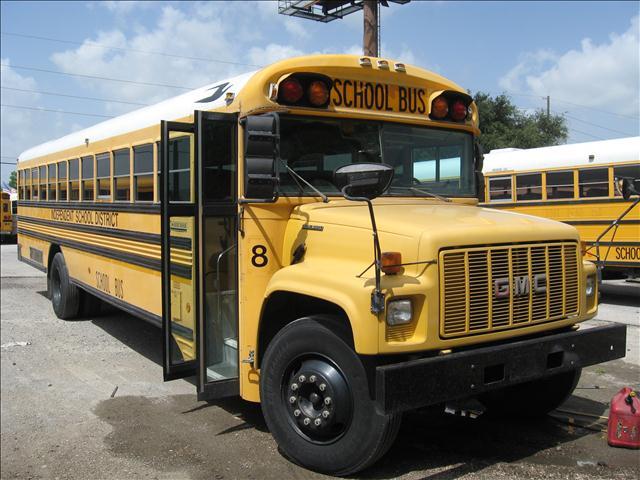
[
  {"left": 1, "top": 86, "right": 149, "bottom": 106},
  {"left": 1, "top": 104, "right": 114, "bottom": 118},
  {"left": 561, "top": 112, "right": 636, "bottom": 137},
  {"left": 0, "top": 31, "right": 263, "bottom": 69},
  {"left": 0, "top": 63, "right": 194, "bottom": 90},
  {"left": 567, "top": 128, "right": 605, "bottom": 140}
]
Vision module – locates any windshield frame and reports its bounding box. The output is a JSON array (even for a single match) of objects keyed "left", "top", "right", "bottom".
[{"left": 275, "top": 114, "right": 477, "bottom": 199}]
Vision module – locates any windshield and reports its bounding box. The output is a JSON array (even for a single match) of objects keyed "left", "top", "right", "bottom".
[{"left": 278, "top": 116, "right": 476, "bottom": 197}]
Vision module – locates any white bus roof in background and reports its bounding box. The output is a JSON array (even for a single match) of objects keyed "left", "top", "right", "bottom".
[
  {"left": 482, "top": 136, "right": 640, "bottom": 174},
  {"left": 17, "top": 70, "right": 257, "bottom": 163}
]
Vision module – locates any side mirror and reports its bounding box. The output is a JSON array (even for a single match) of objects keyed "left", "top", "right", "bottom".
[
  {"left": 243, "top": 113, "right": 279, "bottom": 201},
  {"left": 616, "top": 177, "right": 639, "bottom": 200},
  {"left": 333, "top": 163, "right": 394, "bottom": 200}
]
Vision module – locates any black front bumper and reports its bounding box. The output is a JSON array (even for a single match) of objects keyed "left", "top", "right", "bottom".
[{"left": 375, "top": 324, "right": 627, "bottom": 413}]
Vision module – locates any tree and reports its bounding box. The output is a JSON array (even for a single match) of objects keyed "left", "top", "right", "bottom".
[
  {"left": 8, "top": 171, "right": 17, "bottom": 189},
  {"left": 473, "top": 92, "right": 568, "bottom": 153}
]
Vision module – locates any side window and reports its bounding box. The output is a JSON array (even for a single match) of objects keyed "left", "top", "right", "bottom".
[
  {"left": 58, "top": 161, "right": 68, "bottom": 201},
  {"left": 82, "top": 155, "right": 95, "bottom": 201},
  {"left": 39, "top": 165, "right": 47, "bottom": 200},
  {"left": 48, "top": 164, "right": 57, "bottom": 201},
  {"left": 488, "top": 176, "right": 512, "bottom": 202},
  {"left": 25, "top": 170, "right": 31, "bottom": 200},
  {"left": 155, "top": 141, "right": 161, "bottom": 203},
  {"left": 613, "top": 164, "right": 640, "bottom": 197},
  {"left": 168, "top": 136, "right": 191, "bottom": 202},
  {"left": 579, "top": 168, "right": 608, "bottom": 198},
  {"left": 515, "top": 173, "right": 542, "bottom": 201},
  {"left": 31, "top": 168, "right": 39, "bottom": 200},
  {"left": 17, "top": 171, "right": 23, "bottom": 200},
  {"left": 70, "top": 159, "right": 80, "bottom": 201},
  {"left": 114, "top": 148, "right": 131, "bottom": 201},
  {"left": 96, "top": 153, "right": 111, "bottom": 199},
  {"left": 134, "top": 144, "right": 153, "bottom": 201},
  {"left": 546, "top": 170, "right": 574, "bottom": 199}
]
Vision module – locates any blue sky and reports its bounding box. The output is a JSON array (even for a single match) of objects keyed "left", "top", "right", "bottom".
[{"left": 1, "top": 0, "right": 639, "bottom": 185}]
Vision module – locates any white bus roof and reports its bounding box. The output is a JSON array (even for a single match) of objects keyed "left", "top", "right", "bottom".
[
  {"left": 17, "top": 70, "right": 257, "bottom": 163},
  {"left": 482, "top": 136, "right": 640, "bottom": 174}
]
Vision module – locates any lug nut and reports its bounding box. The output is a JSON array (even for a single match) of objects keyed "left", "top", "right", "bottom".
[
  {"left": 298, "top": 375, "right": 306, "bottom": 383},
  {"left": 322, "top": 410, "right": 330, "bottom": 418},
  {"left": 324, "top": 397, "right": 332, "bottom": 405},
  {"left": 303, "top": 418, "right": 311, "bottom": 425},
  {"left": 291, "top": 383, "right": 298, "bottom": 391},
  {"left": 309, "top": 375, "right": 316, "bottom": 383},
  {"left": 293, "top": 409, "right": 301, "bottom": 417},
  {"left": 314, "top": 418, "right": 322, "bottom": 426},
  {"left": 319, "top": 383, "right": 326, "bottom": 391},
  {"left": 289, "top": 396, "right": 297, "bottom": 404}
]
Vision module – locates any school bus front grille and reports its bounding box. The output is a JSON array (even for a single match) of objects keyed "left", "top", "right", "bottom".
[{"left": 440, "top": 242, "right": 579, "bottom": 338}]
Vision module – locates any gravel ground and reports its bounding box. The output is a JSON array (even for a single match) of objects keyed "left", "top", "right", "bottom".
[{"left": 1, "top": 244, "right": 639, "bottom": 480}]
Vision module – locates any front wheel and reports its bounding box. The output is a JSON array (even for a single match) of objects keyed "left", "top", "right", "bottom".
[
  {"left": 479, "top": 369, "right": 582, "bottom": 417},
  {"left": 260, "top": 316, "right": 401, "bottom": 476}
]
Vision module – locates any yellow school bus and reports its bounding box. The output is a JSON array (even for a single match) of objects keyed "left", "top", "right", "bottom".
[
  {"left": 1, "top": 191, "right": 14, "bottom": 241},
  {"left": 16, "top": 55, "right": 625, "bottom": 475},
  {"left": 482, "top": 137, "right": 640, "bottom": 276}
]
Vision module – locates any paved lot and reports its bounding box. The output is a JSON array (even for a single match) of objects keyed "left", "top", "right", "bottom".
[{"left": 1, "top": 244, "right": 639, "bottom": 480}]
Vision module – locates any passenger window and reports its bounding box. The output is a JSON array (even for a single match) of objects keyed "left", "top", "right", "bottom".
[
  {"left": 202, "top": 121, "right": 235, "bottom": 202},
  {"left": 39, "top": 165, "right": 47, "bottom": 200},
  {"left": 134, "top": 144, "right": 154, "bottom": 202},
  {"left": 31, "top": 168, "right": 39, "bottom": 200},
  {"left": 114, "top": 148, "right": 131, "bottom": 201},
  {"left": 48, "top": 164, "right": 57, "bottom": 201},
  {"left": 58, "top": 161, "right": 68, "bottom": 201},
  {"left": 546, "top": 171, "right": 574, "bottom": 199},
  {"left": 168, "top": 136, "right": 191, "bottom": 202},
  {"left": 96, "top": 153, "right": 111, "bottom": 199},
  {"left": 515, "top": 173, "right": 542, "bottom": 201},
  {"left": 579, "top": 168, "right": 609, "bottom": 198},
  {"left": 488, "top": 176, "right": 512, "bottom": 202},
  {"left": 70, "top": 159, "right": 80, "bottom": 201},
  {"left": 82, "top": 156, "right": 95, "bottom": 201},
  {"left": 613, "top": 164, "right": 640, "bottom": 197}
]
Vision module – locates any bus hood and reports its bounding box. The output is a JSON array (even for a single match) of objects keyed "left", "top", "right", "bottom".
[{"left": 292, "top": 199, "right": 579, "bottom": 247}]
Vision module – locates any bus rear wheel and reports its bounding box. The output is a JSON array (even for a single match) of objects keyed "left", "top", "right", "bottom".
[
  {"left": 260, "top": 316, "right": 401, "bottom": 476},
  {"left": 49, "top": 252, "right": 80, "bottom": 320}
]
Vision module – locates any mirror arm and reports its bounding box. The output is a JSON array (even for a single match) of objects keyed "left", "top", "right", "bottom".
[{"left": 342, "top": 187, "right": 385, "bottom": 315}]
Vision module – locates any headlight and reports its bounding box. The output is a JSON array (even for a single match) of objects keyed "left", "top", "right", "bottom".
[
  {"left": 586, "top": 275, "right": 595, "bottom": 297},
  {"left": 387, "top": 299, "right": 412, "bottom": 326}
]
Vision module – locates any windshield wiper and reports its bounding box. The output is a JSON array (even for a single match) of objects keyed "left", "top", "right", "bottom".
[
  {"left": 279, "top": 159, "right": 329, "bottom": 203},
  {"left": 388, "top": 185, "right": 452, "bottom": 202}
]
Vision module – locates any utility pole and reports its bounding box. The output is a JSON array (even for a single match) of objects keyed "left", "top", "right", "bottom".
[
  {"left": 363, "top": 0, "right": 378, "bottom": 57},
  {"left": 546, "top": 95, "right": 550, "bottom": 118}
]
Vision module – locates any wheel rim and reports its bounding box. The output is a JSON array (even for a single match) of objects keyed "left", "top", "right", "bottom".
[
  {"left": 51, "top": 266, "right": 62, "bottom": 306},
  {"left": 282, "top": 355, "right": 353, "bottom": 445}
]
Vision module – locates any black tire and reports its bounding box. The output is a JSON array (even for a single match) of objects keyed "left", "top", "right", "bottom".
[
  {"left": 479, "top": 368, "right": 582, "bottom": 418},
  {"left": 48, "top": 252, "right": 80, "bottom": 320},
  {"left": 260, "top": 316, "right": 402, "bottom": 476},
  {"left": 79, "top": 290, "right": 103, "bottom": 318}
]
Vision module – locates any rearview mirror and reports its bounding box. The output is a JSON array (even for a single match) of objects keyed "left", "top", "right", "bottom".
[
  {"left": 615, "top": 177, "right": 639, "bottom": 200},
  {"left": 333, "top": 163, "right": 394, "bottom": 200},
  {"left": 243, "top": 113, "right": 279, "bottom": 201}
]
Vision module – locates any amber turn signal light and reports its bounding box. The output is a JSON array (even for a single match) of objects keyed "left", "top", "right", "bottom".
[{"left": 381, "top": 251, "right": 402, "bottom": 274}]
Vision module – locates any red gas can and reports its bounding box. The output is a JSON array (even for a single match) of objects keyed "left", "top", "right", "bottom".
[{"left": 607, "top": 387, "right": 640, "bottom": 449}]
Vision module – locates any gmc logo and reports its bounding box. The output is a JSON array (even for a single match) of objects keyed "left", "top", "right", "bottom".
[{"left": 494, "top": 274, "right": 547, "bottom": 298}]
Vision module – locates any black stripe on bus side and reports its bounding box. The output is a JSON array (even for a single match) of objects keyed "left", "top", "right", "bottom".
[
  {"left": 563, "top": 220, "right": 640, "bottom": 226},
  {"left": 18, "top": 227, "right": 193, "bottom": 280},
  {"left": 17, "top": 215, "right": 160, "bottom": 244},
  {"left": 18, "top": 200, "right": 160, "bottom": 214},
  {"left": 17, "top": 215, "right": 193, "bottom": 250},
  {"left": 585, "top": 241, "right": 640, "bottom": 247},
  {"left": 70, "top": 277, "right": 162, "bottom": 328},
  {"left": 598, "top": 261, "right": 640, "bottom": 268},
  {"left": 484, "top": 197, "right": 634, "bottom": 208}
]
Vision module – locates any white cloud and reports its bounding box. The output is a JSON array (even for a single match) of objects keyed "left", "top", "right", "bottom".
[
  {"left": 247, "top": 44, "right": 306, "bottom": 67},
  {"left": 500, "top": 16, "right": 640, "bottom": 116},
  {"left": 51, "top": 5, "right": 253, "bottom": 114}
]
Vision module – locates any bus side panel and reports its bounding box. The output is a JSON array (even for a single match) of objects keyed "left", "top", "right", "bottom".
[{"left": 16, "top": 233, "right": 50, "bottom": 272}]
